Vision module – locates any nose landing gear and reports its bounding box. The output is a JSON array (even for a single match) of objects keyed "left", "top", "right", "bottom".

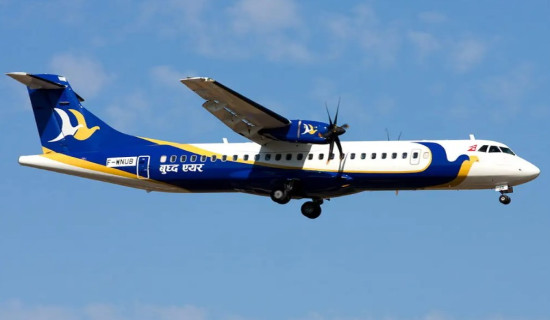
[
  {"left": 499, "top": 194, "right": 511, "bottom": 205},
  {"left": 496, "top": 185, "right": 513, "bottom": 205}
]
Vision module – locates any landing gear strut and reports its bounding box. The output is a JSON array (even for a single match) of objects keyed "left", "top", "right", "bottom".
[{"left": 301, "top": 199, "right": 323, "bottom": 219}]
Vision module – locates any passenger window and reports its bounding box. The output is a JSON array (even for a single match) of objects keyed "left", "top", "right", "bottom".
[
  {"left": 180, "top": 155, "right": 187, "bottom": 162},
  {"left": 200, "top": 155, "right": 206, "bottom": 162},
  {"left": 170, "top": 155, "right": 177, "bottom": 163},
  {"left": 233, "top": 155, "right": 238, "bottom": 161},
  {"left": 244, "top": 154, "right": 249, "bottom": 161},
  {"left": 402, "top": 152, "right": 407, "bottom": 159},
  {"left": 319, "top": 153, "right": 324, "bottom": 160},
  {"left": 160, "top": 155, "right": 167, "bottom": 163},
  {"left": 371, "top": 153, "right": 377, "bottom": 159},
  {"left": 297, "top": 153, "right": 304, "bottom": 161},
  {"left": 254, "top": 154, "right": 260, "bottom": 161},
  {"left": 413, "top": 152, "right": 419, "bottom": 159},
  {"left": 190, "top": 155, "right": 197, "bottom": 162},
  {"left": 286, "top": 153, "right": 292, "bottom": 161},
  {"left": 478, "top": 145, "right": 488, "bottom": 152},
  {"left": 361, "top": 153, "right": 366, "bottom": 160},
  {"left": 308, "top": 154, "right": 313, "bottom": 160},
  {"left": 275, "top": 154, "right": 282, "bottom": 161},
  {"left": 391, "top": 152, "right": 397, "bottom": 159},
  {"left": 489, "top": 146, "right": 501, "bottom": 153},
  {"left": 222, "top": 155, "right": 227, "bottom": 162},
  {"left": 211, "top": 155, "right": 217, "bottom": 162},
  {"left": 265, "top": 154, "right": 271, "bottom": 161},
  {"left": 329, "top": 153, "right": 335, "bottom": 160},
  {"left": 382, "top": 153, "right": 387, "bottom": 159},
  {"left": 350, "top": 153, "right": 356, "bottom": 160}
]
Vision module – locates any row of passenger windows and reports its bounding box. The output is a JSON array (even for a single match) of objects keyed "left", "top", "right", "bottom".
[
  {"left": 160, "top": 151, "right": 421, "bottom": 163},
  {"left": 478, "top": 145, "right": 515, "bottom": 155}
]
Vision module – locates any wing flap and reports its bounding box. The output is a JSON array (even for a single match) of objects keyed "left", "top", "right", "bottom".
[{"left": 181, "top": 77, "right": 290, "bottom": 143}]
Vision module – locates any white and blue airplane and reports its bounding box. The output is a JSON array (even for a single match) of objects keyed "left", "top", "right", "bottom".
[{"left": 8, "top": 72, "right": 540, "bottom": 219}]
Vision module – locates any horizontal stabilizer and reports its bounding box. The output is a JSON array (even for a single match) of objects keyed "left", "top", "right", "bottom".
[{"left": 6, "top": 72, "right": 84, "bottom": 101}]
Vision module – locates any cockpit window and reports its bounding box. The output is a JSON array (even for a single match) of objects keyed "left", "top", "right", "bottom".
[
  {"left": 478, "top": 145, "right": 488, "bottom": 152},
  {"left": 489, "top": 145, "right": 501, "bottom": 153},
  {"left": 499, "top": 147, "right": 516, "bottom": 156}
]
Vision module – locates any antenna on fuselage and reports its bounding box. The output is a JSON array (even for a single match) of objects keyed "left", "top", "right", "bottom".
[{"left": 385, "top": 129, "right": 403, "bottom": 141}]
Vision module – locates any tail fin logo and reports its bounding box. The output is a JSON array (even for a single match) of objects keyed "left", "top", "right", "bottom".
[{"left": 49, "top": 108, "right": 100, "bottom": 142}]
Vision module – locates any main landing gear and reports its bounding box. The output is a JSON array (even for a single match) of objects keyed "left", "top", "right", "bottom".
[
  {"left": 301, "top": 199, "right": 323, "bottom": 219},
  {"left": 496, "top": 185, "right": 513, "bottom": 205},
  {"left": 269, "top": 180, "right": 324, "bottom": 219}
]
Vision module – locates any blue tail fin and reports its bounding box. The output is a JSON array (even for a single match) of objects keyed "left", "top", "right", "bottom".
[{"left": 7, "top": 72, "right": 145, "bottom": 155}]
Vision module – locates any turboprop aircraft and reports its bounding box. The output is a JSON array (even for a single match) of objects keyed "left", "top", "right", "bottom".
[{"left": 8, "top": 72, "right": 540, "bottom": 219}]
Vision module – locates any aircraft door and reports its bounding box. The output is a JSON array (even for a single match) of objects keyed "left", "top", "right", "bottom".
[
  {"left": 410, "top": 149, "right": 421, "bottom": 165},
  {"left": 137, "top": 155, "right": 150, "bottom": 179}
]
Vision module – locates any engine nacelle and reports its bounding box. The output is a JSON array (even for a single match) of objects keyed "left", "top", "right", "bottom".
[{"left": 260, "top": 120, "right": 330, "bottom": 144}]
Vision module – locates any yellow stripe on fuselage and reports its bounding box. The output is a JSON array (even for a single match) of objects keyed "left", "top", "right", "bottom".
[
  {"left": 42, "top": 147, "right": 137, "bottom": 178},
  {"left": 430, "top": 155, "right": 479, "bottom": 189}
]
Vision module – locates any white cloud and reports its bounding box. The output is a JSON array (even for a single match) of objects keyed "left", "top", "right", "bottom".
[
  {"left": 0, "top": 300, "right": 77, "bottom": 320},
  {"left": 121, "top": 0, "right": 312, "bottom": 63},
  {"left": 418, "top": 11, "right": 448, "bottom": 24},
  {"left": 0, "top": 301, "right": 539, "bottom": 320},
  {"left": 481, "top": 64, "right": 533, "bottom": 103},
  {"left": 0, "top": 300, "right": 206, "bottom": 320},
  {"left": 150, "top": 65, "right": 196, "bottom": 88},
  {"left": 104, "top": 91, "right": 151, "bottom": 132},
  {"left": 229, "top": 0, "right": 300, "bottom": 34},
  {"left": 449, "top": 39, "right": 487, "bottom": 73},
  {"left": 326, "top": 4, "right": 401, "bottom": 67},
  {"left": 49, "top": 53, "right": 113, "bottom": 98},
  {"left": 408, "top": 31, "right": 441, "bottom": 59},
  {"left": 480, "top": 63, "right": 535, "bottom": 121}
]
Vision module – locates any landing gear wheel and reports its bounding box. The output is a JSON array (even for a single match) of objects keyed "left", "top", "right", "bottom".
[
  {"left": 499, "top": 194, "right": 511, "bottom": 205},
  {"left": 270, "top": 189, "right": 290, "bottom": 204},
  {"left": 301, "top": 201, "right": 321, "bottom": 219}
]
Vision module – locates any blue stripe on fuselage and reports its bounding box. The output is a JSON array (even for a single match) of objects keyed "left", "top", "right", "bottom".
[{"left": 69, "top": 141, "right": 470, "bottom": 198}]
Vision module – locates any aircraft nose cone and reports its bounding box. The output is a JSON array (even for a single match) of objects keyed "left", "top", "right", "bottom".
[{"left": 521, "top": 162, "right": 540, "bottom": 182}]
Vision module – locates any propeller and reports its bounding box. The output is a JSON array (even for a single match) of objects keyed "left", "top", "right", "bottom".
[{"left": 322, "top": 98, "right": 349, "bottom": 162}]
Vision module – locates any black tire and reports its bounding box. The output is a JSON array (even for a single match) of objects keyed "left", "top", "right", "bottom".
[
  {"left": 499, "top": 194, "right": 511, "bottom": 205},
  {"left": 301, "top": 201, "right": 321, "bottom": 219},
  {"left": 270, "top": 189, "right": 290, "bottom": 204}
]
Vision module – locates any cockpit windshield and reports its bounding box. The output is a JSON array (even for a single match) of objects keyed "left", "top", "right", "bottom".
[
  {"left": 499, "top": 146, "right": 516, "bottom": 155},
  {"left": 477, "top": 144, "right": 516, "bottom": 156}
]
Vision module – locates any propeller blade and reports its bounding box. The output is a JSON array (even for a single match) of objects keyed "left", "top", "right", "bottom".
[
  {"left": 335, "top": 136, "right": 343, "bottom": 158},
  {"left": 334, "top": 98, "right": 341, "bottom": 125},
  {"left": 341, "top": 124, "right": 349, "bottom": 130},
  {"left": 327, "top": 138, "right": 335, "bottom": 163},
  {"left": 325, "top": 103, "right": 333, "bottom": 126}
]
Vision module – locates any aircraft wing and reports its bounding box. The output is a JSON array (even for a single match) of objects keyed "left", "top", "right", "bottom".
[{"left": 181, "top": 77, "right": 290, "bottom": 144}]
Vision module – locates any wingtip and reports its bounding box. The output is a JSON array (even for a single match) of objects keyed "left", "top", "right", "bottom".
[{"left": 180, "top": 77, "right": 213, "bottom": 82}]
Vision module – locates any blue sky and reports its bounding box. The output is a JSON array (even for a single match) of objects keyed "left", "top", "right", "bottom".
[{"left": 1, "top": 0, "right": 549, "bottom": 319}]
